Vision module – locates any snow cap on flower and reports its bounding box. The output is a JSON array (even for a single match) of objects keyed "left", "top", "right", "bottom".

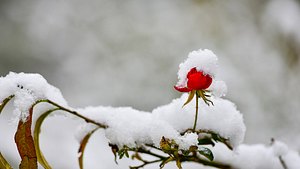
[{"left": 176, "top": 49, "right": 218, "bottom": 88}]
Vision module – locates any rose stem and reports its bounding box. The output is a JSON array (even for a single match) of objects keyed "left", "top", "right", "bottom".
[{"left": 193, "top": 91, "right": 199, "bottom": 132}]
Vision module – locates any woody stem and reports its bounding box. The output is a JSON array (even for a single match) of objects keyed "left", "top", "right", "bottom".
[{"left": 193, "top": 91, "right": 199, "bottom": 131}]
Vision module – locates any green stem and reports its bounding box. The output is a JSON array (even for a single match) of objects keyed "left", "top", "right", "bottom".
[{"left": 192, "top": 92, "right": 199, "bottom": 131}]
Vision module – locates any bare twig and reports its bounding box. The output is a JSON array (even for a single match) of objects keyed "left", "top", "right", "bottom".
[{"left": 34, "top": 99, "right": 107, "bottom": 129}]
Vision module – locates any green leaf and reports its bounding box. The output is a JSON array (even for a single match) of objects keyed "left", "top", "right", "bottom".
[
  {"left": 198, "top": 138, "right": 215, "bottom": 146},
  {"left": 0, "top": 152, "right": 12, "bottom": 169},
  {"left": 211, "top": 133, "right": 222, "bottom": 142},
  {"left": 34, "top": 108, "right": 59, "bottom": 169},
  {"left": 118, "top": 149, "right": 125, "bottom": 159},
  {"left": 124, "top": 150, "right": 129, "bottom": 158},
  {"left": 198, "top": 147, "right": 214, "bottom": 161},
  {"left": 78, "top": 127, "right": 99, "bottom": 169},
  {"left": 182, "top": 90, "right": 195, "bottom": 107},
  {"left": 0, "top": 95, "right": 14, "bottom": 114},
  {"left": 117, "top": 147, "right": 130, "bottom": 159}
]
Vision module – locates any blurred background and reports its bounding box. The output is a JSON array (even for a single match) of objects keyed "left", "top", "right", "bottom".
[{"left": 0, "top": 0, "right": 299, "bottom": 168}]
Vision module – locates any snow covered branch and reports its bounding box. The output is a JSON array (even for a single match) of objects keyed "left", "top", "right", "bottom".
[{"left": 0, "top": 49, "right": 299, "bottom": 169}]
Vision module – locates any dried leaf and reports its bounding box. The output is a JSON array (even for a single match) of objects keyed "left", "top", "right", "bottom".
[
  {"left": 78, "top": 128, "right": 99, "bottom": 169},
  {"left": 0, "top": 95, "right": 14, "bottom": 114},
  {"left": 14, "top": 106, "right": 38, "bottom": 169},
  {"left": 34, "top": 109, "right": 59, "bottom": 169},
  {"left": 0, "top": 96, "right": 14, "bottom": 169},
  {"left": 109, "top": 144, "right": 119, "bottom": 164},
  {"left": 159, "top": 156, "right": 173, "bottom": 169},
  {"left": 131, "top": 152, "right": 143, "bottom": 161},
  {"left": 182, "top": 90, "right": 195, "bottom": 107},
  {"left": 0, "top": 152, "right": 12, "bottom": 169},
  {"left": 175, "top": 159, "right": 182, "bottom": 169}
]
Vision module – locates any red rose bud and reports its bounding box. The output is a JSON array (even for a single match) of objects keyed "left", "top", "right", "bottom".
[{"left": 174, "top": 67, "right": 212, "bottom": 92}]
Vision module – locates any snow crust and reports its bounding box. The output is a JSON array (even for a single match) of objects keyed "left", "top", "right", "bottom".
[
  {"left": 77, "top": 106, "right": 179, "bottom": 148},
  {"left": 214, "top": 141, "right": 300, "bottom": 169},
  {"left": 76, "top": 94, "right": 245, "bottom": 149},
  {"left": 176, "top": 49, "right": 218, "bottom": 88},
  {"left": 0, "top": 72, "right": 67, "bottom": 121}
]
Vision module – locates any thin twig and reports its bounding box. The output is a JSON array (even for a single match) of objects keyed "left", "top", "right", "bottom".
[
  {"left": 34, "top": 99, "right": 107, "bottom": 129},
  {"left": 130, "top": 159, "right": 162, "bottom": 169},
  {"left": 279, "top": 156, "right": 288, "bottom": 169},
  {"left": 181, "top": 155, "right": 231, "bottom": 169},
  {"left": 135, "top": 147, "right": 167, "bottom": 159}
]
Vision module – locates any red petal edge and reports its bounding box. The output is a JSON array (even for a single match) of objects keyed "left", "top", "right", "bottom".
[{"left": 174, "top": 86, "right": 192, "bottom": 92}]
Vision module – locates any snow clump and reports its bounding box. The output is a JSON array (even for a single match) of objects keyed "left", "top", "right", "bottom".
[{"left": 0, "top": 72, "right": 67, "bottom": 122}]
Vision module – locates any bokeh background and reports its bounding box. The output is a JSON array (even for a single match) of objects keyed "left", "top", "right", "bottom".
[{"left": 0, "top": 0, "right": 299, "bottom": 168}]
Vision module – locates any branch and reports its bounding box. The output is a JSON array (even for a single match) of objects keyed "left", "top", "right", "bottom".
[
  {"left": 129, "top": 145, "right": 232, "bottom": 169},
  {"left": 181, "top": 155, "right": 231, "bottom": 169},
  {"left": 135, "top": 147, "right": 167, "bottom": 159},
  {"left": 181, "top": 128, "right": 233, "bottom": 150},
  {"left": 130, "top": 159, "right": 162, "bottom": 169},
  {"left": 34, "top": 99, "right": 107, "bottom": 129}
]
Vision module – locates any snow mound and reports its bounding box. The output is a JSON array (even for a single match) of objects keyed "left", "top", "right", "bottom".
[
  {"left": 0, "top": 72, "right": 67, "bottom": 121},
  {"left": 77, "top": 94, "right": 245, "bottom": 149}
]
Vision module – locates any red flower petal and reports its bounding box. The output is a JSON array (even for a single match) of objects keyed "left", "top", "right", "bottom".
[
  {"left": 187, "top": 71, "right": 212, "bottom": 90},
  {"left": 174, "top": 86, "right": 192, "bottom": 92},
  {"left": 174, "top": 67, "right": 213, "bottom": 93},
  {"left": 187, "top": 67, "right": 198, "bottom": 78}
]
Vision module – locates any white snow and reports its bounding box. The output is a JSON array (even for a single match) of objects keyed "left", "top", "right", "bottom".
[
  {"left": 77, "top": 106, "right": 179, "bottom": 148},
  {"left": 0, "top": 47, "right": 299, "bottom": 168},
  {"left": 208, "top": 80, "right": 227, "bottom": 97},
  {"left": 75, "top": 123, "right": 98, "bottom": 143},
  {"left": 176, "top": 133, "right": 198, "bottom": 150},
  {"left": 213, "top": 141, "right": 300, "bottom": 169},
  {"left": 75, "top": 93, "right": 245, "bottom": 149},
  {"left": 152, "top": 94, "right": 246, "bottom": 148},
  {"left": 176, "top": 49, "right": 218, "bottom": 88},
  {"left": 272, "top": 140, "right": 289, "bottom": 157},
  {"left": 0, "top": 72, "right": 67, "bottom": 122}
]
